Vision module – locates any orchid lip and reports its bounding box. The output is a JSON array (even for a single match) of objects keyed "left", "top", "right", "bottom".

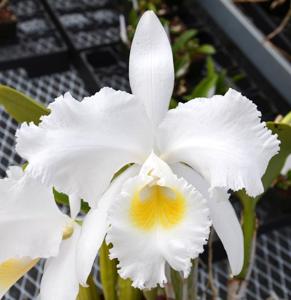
[{"left": 130, "top": 185, "right": 186, "bottom": 231}]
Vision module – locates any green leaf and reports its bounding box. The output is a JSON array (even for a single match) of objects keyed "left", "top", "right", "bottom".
[
  {"left": 232, "top": 73, "right": 245, "bottom": 83},
  {"left": 99, "top": 242, "right": 118, "bottom": 300},
  {"left": 80, "top": 200, "right": 90, "bottom": 213},
  {"left": 118, "top": 277, "right": 143, "bottom": 300},
  {"left": 235, "top": 190, "right": 256, "bottom": 280},
  {"left": 262, "top": 122, "right": 291, "bottom": 189},
  {"left": 169, "top": 98, "right": 178, "bottom": 109},
  {"left": 129, "top": 9, "right": 139, "bottom": 28},
  {"left": 196, "top": 44, "right": 216, "bottom": 55},
  {"left": 77, "top": 275, "right": 101, "bottom": 300},
  {"left": 175, "top": 54, "right": 191, "bottom": 78},
  {"left": 206, "top": 57, "right": 215, "bottom": 76},
  {"left": 0, "top": 85, "right": 49, "bottom": 124},
  {"left": 147, "top": 3, "right": 157, "bottom": 12},
  {"left": 215, "top": 70, "right": 229, "bottom": 95},
  {"left": 190, "top": 73, "right": 218, "bottom": 98},
  {"left": 53, "top": 188, "right": 90, "bottom": 213},
  {"left": 173, "top": 29, "right": 197, "bottom": 53},
  {"left": 53, "top": 188, "right": 69, "bottom": 206}
]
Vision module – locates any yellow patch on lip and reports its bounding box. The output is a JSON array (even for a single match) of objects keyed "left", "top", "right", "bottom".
[
  {"left": 130, "top": 185, "right": 186, "bottom": 231},
  {"left": 0, "top": 257, "right": 39, "bottom": 295}
]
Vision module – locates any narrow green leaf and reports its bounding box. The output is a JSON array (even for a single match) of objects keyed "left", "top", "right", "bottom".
[
  {"left": 191, "top": 74, "right": 218, "bottom": 98},
  {"left": 206, "top": 57, "right": 215, "bottom": 76},
  {"left": 118, "top": 277, "right": 143, "bottom": 300},
  {"left": 262, "top": 122, "right": 291, "bottom": 188},
  {"left": 129, "top": 9, "right": 139, "bottom": 28},
  {"left": 196, "top": 44, "right": 216, "bottom": 55},
  {"left": 147, "top": 3, "right": 157, "bottom": 12},
  {"left": 235, "top": 190, "right": 257, "bottom": 280},
  {"left": 215, "top": 70, "right": 229, "bottom": 95},
  {"left": 173, "top": 29, "right": 197, "bottom": 53},
  {"left": 0, "top": 85, "right": 49, "bottom": 124},
  {"left": 169, "top": 98, "right": 178, "bottom": 109},
  {"left": 99, "top": 242, "right": 118, "bottom": 300},
  {"left": 77, "top": 275, "right": 101, "bottom": 300},
  {"left": 231, "top": 73, "right": 245, "bottom": 83},
  {"left": 175, "top": 54, "right": 191, "bottom": 78}
]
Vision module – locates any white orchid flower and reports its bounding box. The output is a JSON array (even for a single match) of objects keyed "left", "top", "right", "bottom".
[
  {"left": 0, "top": 167, "right": 81, "bottom": 299},
  {"left": 16, "top": 11, "right": 279, "bottom": 289}
]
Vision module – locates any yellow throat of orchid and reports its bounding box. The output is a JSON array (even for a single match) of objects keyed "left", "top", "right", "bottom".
[{"left": 130, "top": 185, "right": 186, "bottom": 231}]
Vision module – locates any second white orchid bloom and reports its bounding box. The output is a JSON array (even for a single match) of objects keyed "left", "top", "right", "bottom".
[
  {"left": 0, "top": 167, "right": 81, "bottom": 299},
  {"left": 16, "top": 11, "right": 279, "bottom": 289}
]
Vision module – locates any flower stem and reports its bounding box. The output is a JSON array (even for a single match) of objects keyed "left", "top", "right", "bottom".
[
  {"left": 227, "top": 191, "right": 257, "bottom": 299},
  {"left": 182, "top": 259, "right": 198, "bottom": 300},
  {"left": 165, "top": 265, "right": 176, "bottom": 300},
  {"left": 99, "top": 242, "right": 118, "bottom": 300},
  {"left": 207, "top": 229, "right": 218, "bottom": 299},
  {"left": 189, "top": 259, "right": 199, "bottom": 300}
]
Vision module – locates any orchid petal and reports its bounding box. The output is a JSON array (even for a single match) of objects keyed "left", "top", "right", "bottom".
[
  {"left": 16, "top": 88, "right": 153, "bottom": 206},
  {"left": 107, "top": 154, "right": 210, "bottom": 289},
  {"left": 129, "top": 11, "right": 174, "bottom": 127},
  {"left": 158, "top": 89, "right": 280, "bottom": 197},
  {"left": 76, "top": 165, "right": 140, "bottom": 286},
  {"left": 0, "top": 167, "right": 70, "bottom": 263},
  {"left": 40, "top": 224, "right": 81, "bottom": 300},
  {"left": 0, "top": 257, "right": 39, "bottom": 298},
  {"left": 172, "top": 163, "right": 244, "bottom": 275},
  {"left": 69, "top": 193, "right": 81, "bottom": 219}
]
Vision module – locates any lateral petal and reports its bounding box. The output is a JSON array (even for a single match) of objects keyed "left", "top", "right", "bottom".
[
  {"left": 16, "top": 89, "right": 153, "bottom": 206},
  {"left": 40, "top": 224, "right": 81, "bottom": 300},
  {"left": 158, "top": 89, "right": 280, "bottom": 197},
  {"left": 0, "top": 167, "right": 69, "bottom": 263}
]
